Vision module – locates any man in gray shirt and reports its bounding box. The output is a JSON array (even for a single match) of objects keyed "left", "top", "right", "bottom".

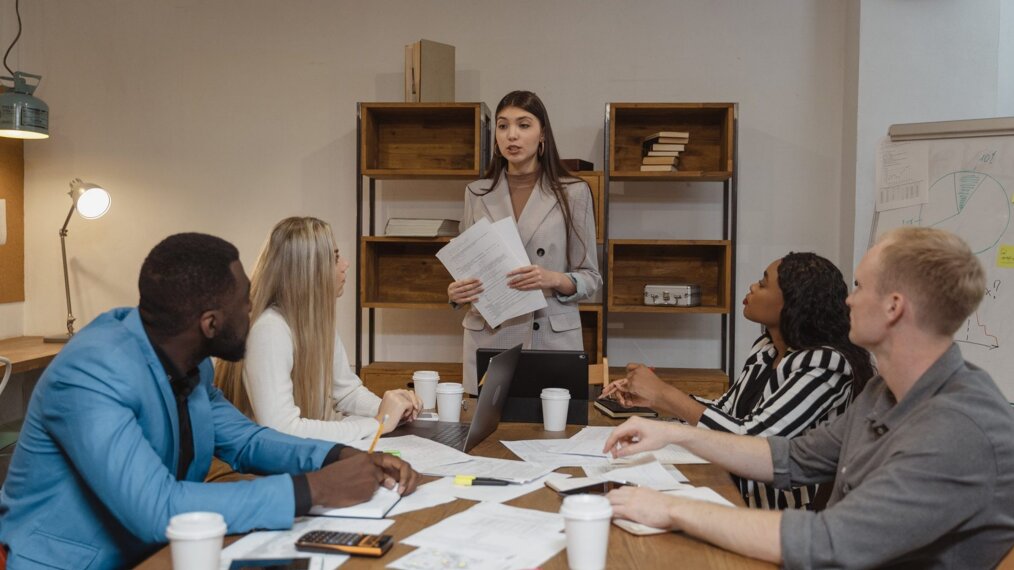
[{"left": 603, "top": 227, "right": 1014, "bottom": 568}]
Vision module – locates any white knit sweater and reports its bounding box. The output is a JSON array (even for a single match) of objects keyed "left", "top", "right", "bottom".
[{"left": 242, "top": 307, "right": 381, "bottom": 442}]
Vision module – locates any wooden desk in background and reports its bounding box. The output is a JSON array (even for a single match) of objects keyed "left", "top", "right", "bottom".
[
  {"left": 138, "top": 412, "right": 774, "bottom": 570},
  {"left": 0, "top": 336, "right": 62, "bottom": 376}
]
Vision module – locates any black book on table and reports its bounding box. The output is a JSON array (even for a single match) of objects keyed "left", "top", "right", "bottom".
[{"left": 593, "top": 398, "right": 658, "bottom": 419}]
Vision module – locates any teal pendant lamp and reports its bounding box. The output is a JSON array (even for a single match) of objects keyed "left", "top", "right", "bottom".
[
  {"left": 0, "top": 0, "right": 49, "bottom": 140},
  {"left": 0, "top": 71, "right": 48, "bottom": 139}
]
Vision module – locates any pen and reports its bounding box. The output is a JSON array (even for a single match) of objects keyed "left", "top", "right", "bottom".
[
  {"left": 368, "top": 413, "right": 388, "bottom": 453},
  {"left": 453, "top": 475, "right": 509, "bottom": 486}
]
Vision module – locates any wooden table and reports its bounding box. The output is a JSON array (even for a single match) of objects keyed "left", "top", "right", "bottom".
[
  {"left": 0, "top": 336, "right": 62, "bottom": 375},
  {"left": 138, "top": 415, "right": 774, "bottom": 569}
]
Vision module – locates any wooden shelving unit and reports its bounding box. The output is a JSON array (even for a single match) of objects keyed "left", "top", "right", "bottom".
[
  {"left": 355, "top": 102, "right": 492, "bottom": 381},
  {"left": 604, "top": 102, "right": 737, "bottom": 398},
  {"left": 355, "top": 103, "right": 606, "bottom": 392}
]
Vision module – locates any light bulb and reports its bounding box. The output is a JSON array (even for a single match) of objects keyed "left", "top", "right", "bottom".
[{"left": 75, "top": 187, "right": 111, "bottom": 219}]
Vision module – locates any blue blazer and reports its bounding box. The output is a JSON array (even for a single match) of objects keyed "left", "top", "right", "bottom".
[{"left": 0, "top": 308, "right": 334, "bottom": 569}]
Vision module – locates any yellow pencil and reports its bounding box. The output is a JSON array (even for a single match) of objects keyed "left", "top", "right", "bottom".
[{"left": 368, "top": 413, "right": 388, "bottom": 453}]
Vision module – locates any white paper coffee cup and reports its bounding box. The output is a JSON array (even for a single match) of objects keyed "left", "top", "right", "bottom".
[
  {"left": 165, "top": 512, "right": 226, "bottom": 570},
  {"left": 436, "top": 382, "right": 465, "bottom": 422},
  {"left": 413, "top": 370, "right": 440, "bottom": 410},
  {"left": 541, "top": 387, "right": 571, "bottom": 432},
  {"left": 560, "top": 494, "right": 612, "bottom": 570}
]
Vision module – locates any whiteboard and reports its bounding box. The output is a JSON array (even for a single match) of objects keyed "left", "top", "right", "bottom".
[{"left": 873, "top": 135, "right": 1014, "bottom": 401}]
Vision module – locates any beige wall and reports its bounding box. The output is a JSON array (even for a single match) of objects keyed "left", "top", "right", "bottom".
[{"left": 4, "top": 0, "right": 852, "bottom": 370}]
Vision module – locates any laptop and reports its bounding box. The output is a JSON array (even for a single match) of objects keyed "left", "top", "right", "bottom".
[
  {"left": 476, "top": 348, "right": 589, "bottom": 425},
  {"left": 386, "top": 343, "right": 521, "bottom": 452}
]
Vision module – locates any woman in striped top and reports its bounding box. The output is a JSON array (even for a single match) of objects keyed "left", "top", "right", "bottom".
[{"left": 601, "top": 252, "right": 874, "bottom": 509}]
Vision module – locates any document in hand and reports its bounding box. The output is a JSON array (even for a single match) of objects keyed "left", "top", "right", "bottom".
[{"left": 436, "top": 217, "right": 548, "bottom": 328}]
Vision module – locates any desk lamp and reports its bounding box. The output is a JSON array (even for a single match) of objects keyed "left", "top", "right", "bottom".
[{"left": 44, "top": 179, "right": 111, "bottom": 343}]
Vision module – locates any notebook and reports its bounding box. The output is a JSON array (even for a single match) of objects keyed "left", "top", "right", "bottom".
[
  {"left": 309, "top": 485, "right": 401, "bottom": 519},
  {"left": 387, "top": 344, "right": 521, "bottom": 452},
  {"left": 593, "top": 398, "right": 658, "bottom": 419}
]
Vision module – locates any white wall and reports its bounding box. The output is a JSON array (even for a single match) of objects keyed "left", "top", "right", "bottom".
[
  {"left": 5, "top": 0, "right": 853, "bottom": 374},
  {"left": 851, "top": 0, "right": 1014, "bottom": 267}
]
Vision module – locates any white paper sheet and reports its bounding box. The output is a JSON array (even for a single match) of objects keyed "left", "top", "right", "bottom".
[
  {"left": 220, "top": 517, "right": 394, "bottom": 570},
  {"left": 501, "top": 439, "right": 611, "bottom": 468},
  {"left": 422, "top": 456, "right": 553, "bottom": 483},
  {"left": 388, "top": 546, "right": 516, "bottom": 570},
  {"left": 399, "top": 502, "right": 566, "bottom": 570},
  {"left": 348, "top": 435, "right": 473, "bottom": 473},
  {"left": 875, "top": 138, "right": 930, "bottom": 211},
  {"left": 435, "top": 217, "right": 547, "bottom": 328},
  {"left": 552, "top": 426, "right": 709, "bottom": 464},
  {"left": 429, "top": 472, "right": 571, "bottom": 503},
  {"left": 582, "top": 459, "right": 688, "bottom": 488}
]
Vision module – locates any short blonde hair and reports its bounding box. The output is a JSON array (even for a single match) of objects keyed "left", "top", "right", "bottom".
[{"left": 877, "top": 227, "right": 985, "bottom": 336}]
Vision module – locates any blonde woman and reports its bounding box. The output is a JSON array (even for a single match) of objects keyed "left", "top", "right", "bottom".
[{"left": 216, "top": 217, "right": 420, "bottom": 442}]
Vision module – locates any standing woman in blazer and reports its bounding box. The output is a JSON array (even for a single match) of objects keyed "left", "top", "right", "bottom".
[{"left": 448, "top": 91, "right": 602, "bottom": 393}]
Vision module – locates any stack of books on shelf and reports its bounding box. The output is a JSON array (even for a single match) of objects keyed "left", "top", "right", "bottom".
[
  {"left": 640, "top": 131, "right": 688, "bottom": 172},
  {"left": 384, "top": 218, "right": 459, "bottom": 237}
]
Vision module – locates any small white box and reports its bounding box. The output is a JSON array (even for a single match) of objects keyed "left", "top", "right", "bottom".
[{"left": 643, "top": 284, "right": 700, "bottom": 307}]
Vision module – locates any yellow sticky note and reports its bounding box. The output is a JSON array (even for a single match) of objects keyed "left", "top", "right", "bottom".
[{"left": 997, "top": 245, "right": 1014, "bottom": 268}]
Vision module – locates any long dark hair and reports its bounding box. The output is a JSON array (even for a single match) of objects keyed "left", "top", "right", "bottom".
[
  {"left": 777, "top": 252, "right": 875, "bottom": 396},
  {"left": 473, "top": 90, "right": 584, "bottom": 266}
]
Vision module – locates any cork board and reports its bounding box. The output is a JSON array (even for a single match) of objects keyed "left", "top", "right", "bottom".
[{"left": 0, "top": 132, "right": 25, "bottom": 303}]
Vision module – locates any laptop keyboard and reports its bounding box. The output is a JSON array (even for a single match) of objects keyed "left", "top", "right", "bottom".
[{"left": 430, "top": 423, "right": 470, "bottom": 449}]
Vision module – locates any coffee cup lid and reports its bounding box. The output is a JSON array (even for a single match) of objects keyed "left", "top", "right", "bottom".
[
  {"left": 541, "top": 387, "right": 571, "bottom": 399},
  {"left": 413, "top": 370, "right": 440, "bottom": 380},
  {"left": 560, "top": 494, "right": 613, "bottom": 520},
  {"left": 436, "top": 382, "right": 464, "bottom": 394},
  {"left": 165, "top": 512, "right": 226, "bottom": 541}
]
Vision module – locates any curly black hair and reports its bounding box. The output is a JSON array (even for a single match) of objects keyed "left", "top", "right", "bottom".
[
  {"left": 138, "top": 233, "right": 240, "bottom": 336},
  {"left": 777, "top": 252, "right": 875, "bottom": 395}
]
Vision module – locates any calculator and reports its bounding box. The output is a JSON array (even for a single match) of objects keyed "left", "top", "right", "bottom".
[{"left": 295, "top": 530, "right": 394, "bottom": 557}]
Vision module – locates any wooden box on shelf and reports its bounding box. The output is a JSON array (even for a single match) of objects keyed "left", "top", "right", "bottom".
[
  {"left": 360, "top": 237, "right": 453, "bottom": 309},
  {"left": 607, "top": 240, "right": 732, "bottom": 313},
  {"left": 608, "top": 103, "right": 735, "bottom": 181},
  {"left": 573, "top": 171, "right": 605, "bottom": 244},
  {"left": 609, "top": 367, "right": 728, "bottom": 401},
  {"left": 360, "top": 102, "right": 490, "bottom": 179}
]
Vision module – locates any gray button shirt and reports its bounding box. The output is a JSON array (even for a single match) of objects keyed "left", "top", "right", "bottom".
[{"left": 768, "top": 344, "right": 1014, "bottom": 569}]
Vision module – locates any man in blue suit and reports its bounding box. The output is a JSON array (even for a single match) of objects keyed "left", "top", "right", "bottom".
[{"left": 0, "top": 233, "right": 418, "bottom": 569}]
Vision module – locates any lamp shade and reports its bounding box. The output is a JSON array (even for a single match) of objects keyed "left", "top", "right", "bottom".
[
  {"left": 0, "top": 72, "right": 49, "bottom": 140},
  {"left": 69, "top": 179, "right": 111, "bottom": 219}
]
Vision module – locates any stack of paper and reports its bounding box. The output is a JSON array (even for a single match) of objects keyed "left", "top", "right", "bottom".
[
  {"left": 392, "top": 502, "right": 566, "bottom": 570},
  {"left": 385, "top": 218, "right": 459, "bottom": 237},
  {"left": 436, "top": 217, "right": 547, "bottom": 328}
]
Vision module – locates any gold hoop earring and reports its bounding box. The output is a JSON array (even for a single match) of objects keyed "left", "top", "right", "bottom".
[{"left": 538, "top": 141, "right": 545, "bottom": 157}]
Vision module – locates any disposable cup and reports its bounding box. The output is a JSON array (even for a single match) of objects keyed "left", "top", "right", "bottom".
[
  {"left": 165, "top": 512, "right": 226, "bottom": 570},
  {"left": 413, "top": 370, "right": 440, "bottom": 410},
  {"left": 541, "top": 387, "right": 571, "bottom": 432},
  {"left": 436, "top": 382, "right": 465, "bottom": 422},
  {"left": 560, "top": 494, "right": 612, "bottom": 570}
]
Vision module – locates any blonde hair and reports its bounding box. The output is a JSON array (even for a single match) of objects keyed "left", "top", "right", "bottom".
[
  {"left": 877, "top": 227, "right": 985, "bottom": 336},
  {"left": 216, "top": 217, "right": 338, "bottom": 420}
]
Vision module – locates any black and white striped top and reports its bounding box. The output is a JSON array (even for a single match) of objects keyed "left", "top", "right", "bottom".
[{"left": 695, "top": 334, "right": 854, "bottom": 510}]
